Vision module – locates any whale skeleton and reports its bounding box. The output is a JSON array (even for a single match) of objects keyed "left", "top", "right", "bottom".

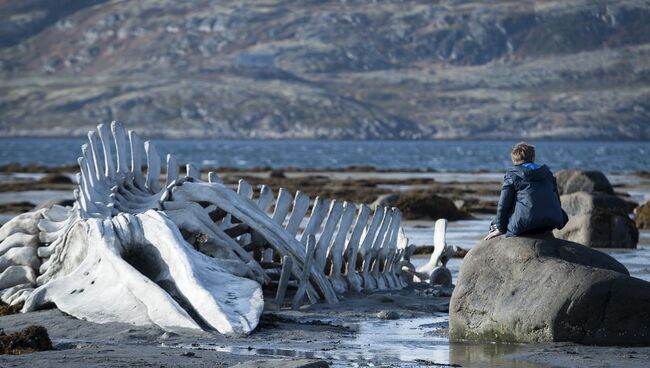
[{"left": 0, "top": 122, "right": 415, "bottom": 335}]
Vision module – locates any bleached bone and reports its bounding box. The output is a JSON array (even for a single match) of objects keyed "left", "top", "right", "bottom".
[
  {"left": 343, "top": 205, "right": 371, "bottom": 292},
  {"left": 416, "top": 219, "right": 453, "bottom": 286},
  {"left": 273, "top": 255, "right": 293, "bottom": 309},
  {"left": 170, "top": 181, "right": 338, "bottom": 304},
  {"left": 0, "top": 121, "right": 420, "bottom": 335},
  {"left": 326, "top": 201, "right": 357, "bottom": 294},
  {"left": 292, "top": 235, "right": 316, "bottom": 310}
]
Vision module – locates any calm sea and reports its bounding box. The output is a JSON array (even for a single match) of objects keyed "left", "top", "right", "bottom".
[{"left": 0, "top": 138, "right": 647, "bottom": 172}]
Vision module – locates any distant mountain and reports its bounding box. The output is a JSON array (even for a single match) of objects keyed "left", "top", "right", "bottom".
[{"left": 1, "top": 0, "right": 649, "bottom": 139}]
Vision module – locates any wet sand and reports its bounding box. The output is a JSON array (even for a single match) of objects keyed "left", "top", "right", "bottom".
[
  {"left": 1, "top": 290, "right": 649, "bottom": 368},
  {"left": 0, "top": 167, "right": 649, "bottom": 367}
]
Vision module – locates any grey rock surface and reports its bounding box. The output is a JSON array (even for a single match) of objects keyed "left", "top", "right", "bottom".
[
  {"left": 449, "top": 234, "right": 650, "bottom": 345},
  {"left": 555, "top": 169, "right": 614, "bottom": 195},
  {"left": 555, "top": 191, "right": 638, "bottom": 248}
]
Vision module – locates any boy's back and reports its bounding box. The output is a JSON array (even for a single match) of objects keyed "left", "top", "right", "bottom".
[{"left": 487, "top": 143, "right": 568, "bottom": 239}]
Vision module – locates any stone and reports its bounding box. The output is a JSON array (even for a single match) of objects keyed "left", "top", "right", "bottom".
[
  {"left": 38, "top": 174, "right": 74, "bottom": 185},
  {"left": 370, "top": 193, "right": 400, "bottom": 210},
  {"left": 34, "top": 199, "right": 76, "bottom": 211},
  {"left": 555, "top": 169, "right": 614, "bottom": 195},
  {"left": 635, "top": 201, "right": 650, "bottom": 230},
  {"left": 377, "top": 310, "right": 399, "bottom": 320},
  {"left": 554, "top": 192, "right": 638, "bottom": 248},
  {"left": 449, "top": 235, "right": 650, "bottom": 346},
  {"left": 0, "top": 325, "right": 53, "bottom": 355},
  {"left": 372, "top": 191, "right": 466, "bottom": 221},
  {"left": 269, "top": 169, "right": 286, "bottom": 178},
  {"left": 429, "top": 267, "right": 452, "bottom": 287}
]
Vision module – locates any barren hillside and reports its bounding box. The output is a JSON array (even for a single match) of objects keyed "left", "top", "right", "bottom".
[{"left": 1, "top": 0, "right": 649, "bottom": 139}]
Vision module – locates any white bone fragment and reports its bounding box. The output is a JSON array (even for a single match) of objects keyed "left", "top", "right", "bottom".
[
  {"left": 292, "top": 235, "right": 316, "bottom": 310},
  {"left": 111, "top": 121, "right": 129, "bottom": 175},
  {"left": 327, "top": 202, "right": 356, "bottom": 294},
  {"left": 237, "top": 180, "right": 253, "bottom": 200},
  {"left": 0, "top": 266, "right": 36, "bottom": 289},
  {"left": 314, "top": 201, "right": 343, "bottom": 271},
  {"left": 344, "top": 204, "right": 370, "bottom": 292},
  {"left": 186, "top": 163, "right": 200, "bottom": 179},
  {"left": 128, "top": 130, "right": 146, "bottom": 189},
  {"left": 166, "top": 154, "right": 180, "bottom": 187},
  {"left": 144, "top": 141, "right": 161, "bottom": 193},
  {"left": 274, "top": 255, "right": 293, "bottom": 309},
  {"left": 285, "top": 191, "right": 310, "bottom": 236},
  {"left": 97, "top": 123, "right": 116, "bottom": 178},
  {"left": 208, "top": 171, "right": 223, "bottom": 184}
]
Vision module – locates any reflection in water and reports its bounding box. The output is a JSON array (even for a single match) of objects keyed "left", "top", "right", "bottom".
[
  {"left": 173, "top": 316, "right": 552, "bottom": 367},
  {"left": 449, "top": 342, "right": 549, "bottom": 368}
]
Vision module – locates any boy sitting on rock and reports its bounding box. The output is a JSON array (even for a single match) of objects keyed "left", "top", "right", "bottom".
[{"left": 484, "top": 142, "right": 568, "bottom": 240}]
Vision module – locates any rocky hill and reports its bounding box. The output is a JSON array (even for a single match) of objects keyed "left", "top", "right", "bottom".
[{"left": 1, "top": 0, "right": 649, "bottom": 139}]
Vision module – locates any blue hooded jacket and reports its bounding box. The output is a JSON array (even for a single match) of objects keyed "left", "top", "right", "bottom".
[{"left": 493, "top": 163, "right": 569, "bottom": 237}]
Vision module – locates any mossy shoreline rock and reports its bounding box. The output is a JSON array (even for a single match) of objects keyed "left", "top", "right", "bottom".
[
  {"left": 372, "top": 190, "right": 468, "bottom": 220},
  {"left": 449, "top": 235, "right": 650, "bottom": 346}
]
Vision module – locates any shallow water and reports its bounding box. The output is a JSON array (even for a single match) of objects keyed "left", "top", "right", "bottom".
[{"left": 176, "top": 315, "right": 549, "bottom": 367}]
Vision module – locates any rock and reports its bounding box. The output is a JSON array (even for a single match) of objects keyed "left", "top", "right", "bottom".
[
  {"left": 449, "top": 235, "right": 650, "bottom": 346},
  {"left": 555, "top": 169, "right": 614, "bottom": 195},
  {"left": 0, "top": 303, "right": 22, "bottom": 316},
  {"left": 635, "top": 201, "right": 650, "bottom": 230},
  {"left": 372, "top": 190, "right": 467, "bottom": 220},
  {"left": 413, "top": 245, "right": 467, "bottom": 258},
  {"left": 370, "top": 193, "right": 400, "bottom": 209},
  {"left": 0, "top": 325, "right": 53, "bottom": 355},
  {"left": 159, "top": 331, "right": 177, "bottom": 340},
  {"left": 554, "top": 192, "right": 638, "bottom": 248},
  {"left": 269, "top": 169, "right": 286, "bottom": 179},
  {"left": 429, "top": 267, "right": 452, "bottom": 287},
  {"left": 230, "top": 359, "right": 329, "bottom": 368},
  {"left": 37, "top": 173, "right": 74, "bottom": 185},
  {"left": 34, "top": 199, "right": 75, "bottom": 211},
  {"left": 377, "top": 310, "right": 399, "bottom": 320}
]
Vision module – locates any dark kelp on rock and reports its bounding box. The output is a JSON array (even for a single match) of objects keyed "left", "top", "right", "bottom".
[{"left": 0, "top": 325, "right": 53, "bottom": 355}]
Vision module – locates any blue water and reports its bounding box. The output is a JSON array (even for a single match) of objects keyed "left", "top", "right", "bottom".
[{"left": 0, "top": 138, "right": 647, "bottom": 172}]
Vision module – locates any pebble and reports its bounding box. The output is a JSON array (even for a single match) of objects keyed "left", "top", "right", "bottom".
[{"left": 377, "top": 310, "right": 399, "bottom": 320}]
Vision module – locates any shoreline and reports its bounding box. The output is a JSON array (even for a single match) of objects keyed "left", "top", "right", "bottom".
[
  {"left": 0, "top": 168, "right": 648, "bottom": 366},
  {"left": 2, "top": 291, "right": 649, "bottom": 368}
]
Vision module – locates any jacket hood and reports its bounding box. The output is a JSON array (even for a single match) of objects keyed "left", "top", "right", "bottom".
[{"left": 509, "top": 163, "right": 550, "bottom": 181}]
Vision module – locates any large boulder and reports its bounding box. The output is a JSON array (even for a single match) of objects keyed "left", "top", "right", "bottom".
[
  {"left": 554, "top": 192, "right": 638, "bottom": 248},
  {"left": 371, "top": 190, "right": 467, "bottom": 220},
  {"left": 635, "top": 201, "right": 650, "bottom": 230},
  {"left": 449, "top": 235, "right": 650, "bottom": 346},
  {"left": 555, "top": 169, "right": 614, "bottom": 195}
]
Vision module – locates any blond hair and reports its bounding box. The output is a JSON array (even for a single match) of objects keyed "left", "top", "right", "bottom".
[{"left": 511, "top": 142, "right": 535, "bottom": 165}]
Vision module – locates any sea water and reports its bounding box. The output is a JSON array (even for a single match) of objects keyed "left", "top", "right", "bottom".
[{"left": 0, "top": 138, "right": 648, "bottom": 172}]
